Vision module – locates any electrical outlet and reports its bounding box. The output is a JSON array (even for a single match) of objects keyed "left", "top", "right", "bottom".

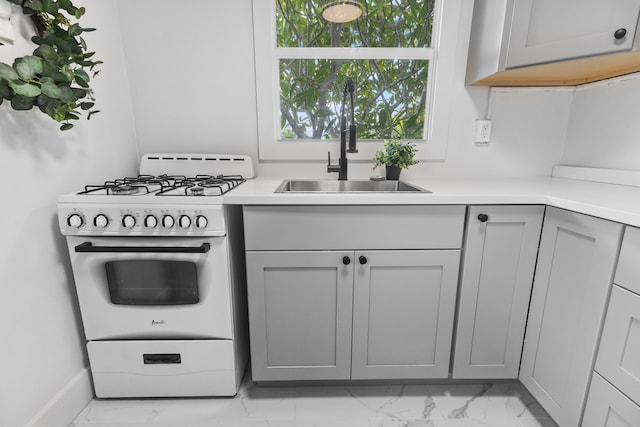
[{"left": 475, "top": 119, "right": 492, "bottom": 144}]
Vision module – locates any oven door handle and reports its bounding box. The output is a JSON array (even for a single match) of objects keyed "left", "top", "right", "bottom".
[{"left": 74, "top": 242, "right": 211, "bottom": 253}]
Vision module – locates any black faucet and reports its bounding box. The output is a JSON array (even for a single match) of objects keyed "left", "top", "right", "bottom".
[{"left": 327, "top": 78, "right": 357, "bottom": 180}]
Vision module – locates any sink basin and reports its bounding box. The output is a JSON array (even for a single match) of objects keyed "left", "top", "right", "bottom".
[{"left": 274, "top": 179, "right": 430, "bottom": 193}]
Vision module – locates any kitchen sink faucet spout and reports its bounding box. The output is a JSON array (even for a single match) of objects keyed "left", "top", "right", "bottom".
[{"left": 327, "top": 78, "right": 358, "bottom": 180}]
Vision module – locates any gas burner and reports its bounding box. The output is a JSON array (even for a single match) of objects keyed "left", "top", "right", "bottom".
[
  {"left": 111, "top": 184, "right": 139, "bottom": 195},
  {"left": 154, "top": 174, "right": 246, "bottom": 196},
  {"left": 189, "top": 186, "right": 205, "bottom": 196}
]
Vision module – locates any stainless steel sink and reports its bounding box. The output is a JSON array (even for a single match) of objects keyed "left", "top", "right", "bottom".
[{"left": 274, "top": 179, "right": 430, "bottom": 193}]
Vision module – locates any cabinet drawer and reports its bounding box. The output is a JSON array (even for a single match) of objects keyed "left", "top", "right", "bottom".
[
  {"left": 243, "top": 205, "right": 465, "bottom": 250},
  {"left": 615, "top": 226, "right": 640, "bottom": 295},
  {"left": 583, "top": 372, "right": 640, "bottom": 427},
  {"left": 595, "top": 285, "right": 640, "bottom": 406}
]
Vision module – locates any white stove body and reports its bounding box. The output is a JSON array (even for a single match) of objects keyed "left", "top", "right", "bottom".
[{"left": 57, "top": 154, "right": 251, "bottom": 398}]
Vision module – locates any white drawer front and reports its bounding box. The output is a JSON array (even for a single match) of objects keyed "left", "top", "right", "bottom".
[
  {"left": 87, "top": 340, "right": 238, "bottom": 397},
  {"left": 615, "top": 226, "right": 640, "bottom": 295},
  {"left": 583, "top": 373, "right": 640, "bottom": 427},
  {"left": 596, "top": 285, "right": 640, "bottom": 406}
]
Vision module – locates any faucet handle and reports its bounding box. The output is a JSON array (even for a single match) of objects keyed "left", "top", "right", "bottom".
[{"left": 327, "top": 151, "right": 341, "bottom": 173}]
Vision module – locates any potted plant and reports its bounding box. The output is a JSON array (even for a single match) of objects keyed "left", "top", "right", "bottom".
[
  {"left": 373, "top": 139, "right": 418, "bottom": 180},
  {"left": 0, "top": 0, "right": 101, "bottom": 131}
]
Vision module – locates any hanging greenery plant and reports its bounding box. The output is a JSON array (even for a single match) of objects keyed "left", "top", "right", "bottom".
[{"left": 0, "top": 0, "right": 101, "bottom": 130}]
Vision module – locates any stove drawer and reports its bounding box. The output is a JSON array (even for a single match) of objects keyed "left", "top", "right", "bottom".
[{"left": 87, "top": 339, "right": 240, "bottom": 397}]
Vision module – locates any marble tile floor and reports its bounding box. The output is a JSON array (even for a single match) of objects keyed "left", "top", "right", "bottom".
[{"left": 70, "top": 372, "right": 558, "bottom": 427}]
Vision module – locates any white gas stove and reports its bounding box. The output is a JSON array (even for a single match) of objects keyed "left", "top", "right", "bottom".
[
  {"left": 57, "top": 154, "right": 253, "bottom": 398},
  {"left": 58, "top": 154, "right": 254, "bottom": 237}
]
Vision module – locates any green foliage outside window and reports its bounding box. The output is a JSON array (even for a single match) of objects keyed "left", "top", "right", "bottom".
[{"left": 276, "top": 0, "right": 435, "bottom": 140}]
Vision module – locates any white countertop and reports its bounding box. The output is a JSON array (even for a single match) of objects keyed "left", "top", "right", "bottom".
[{"left": 224, "top": 175, "right": 640, "bottom": 228}]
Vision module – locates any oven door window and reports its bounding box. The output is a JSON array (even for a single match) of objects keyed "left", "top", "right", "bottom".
[{"left": 105, "top": 260, "right": 199, "bottom": 305}]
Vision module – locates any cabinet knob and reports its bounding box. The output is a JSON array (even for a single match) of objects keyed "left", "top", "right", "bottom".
[
  {"left": 359, "top": 256, "right": 368, "bottom": 265},
  {"left": 614, "top": 28, "right": 627, "bottom": 39},
  {"left": 477, "top": 213, "right": 489, "bottom": 223},
  {"left": 342, "top": 256, "right": 351, "bottom": 265}
]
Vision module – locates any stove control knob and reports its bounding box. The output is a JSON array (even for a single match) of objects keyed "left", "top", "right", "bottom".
[
  {"left": 122, "top": 214, "right": 136, "bottom": 229},
  {"left": 178, "top": 215, "right": 191, "bottom": 228},
  {"left": 67, "top": 213, "right": 84, "bottom": 228},
  {"left": 162, "top": 215, "right": 175, "bottom": 228},
  {"left": 93, "top": 214, "right": 109, "bottom": 228},
  {"left": 195, "top": 215, "right": 208, "bottom": 229},
  {"left": 144, "top": 215, "right": 158, "bottom": 228}
]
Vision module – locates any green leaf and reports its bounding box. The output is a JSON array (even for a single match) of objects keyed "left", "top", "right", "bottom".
[
  {"left": 0, "top": 63, "right": 19, "bottom": 81},
  {"left": 58, "top": 85, "right": 74, "bottom": 102},
  {"left": 75, "top": 7, "right": 86, "bottom": 19},
  {"left": 9, "top": 81, "right": 42, "bottom": 97},
  {"left": 60, "top": 123, "right": 74, "bottom": 131},
  {"left": 37, "top": 93, "right": 61, "bottom": 114},
  {"left": 35, "top": 44, "right": 59, "bottom": 62},
  {"left": 15, "top": 56, "right": 43, "bottom": 80},
  {"left": 26, "top": 0, "right": 45, "bottom": 12},
  {"left": 0, "top": 80, "right": 11, "bottom": 99},
  {"left": 68, "top": 24, "right": 83, "bottom": 37},
  {"left": 74, "top": 75, "right": 89, "bottom": 88},
  {"left": 41, "top": 81, "right": 62, "bottom": 98},
  {"left": 87, "top": 110, "right": 99, "bottom": 120},
  {"left": 80, "top": 101, "right": 94, "bottom": 110},
  {"left": 11, "top": 95, "right": 36, "bottom": 110},
  {"left": 60, "top": 64, "right": 74, "bottom": 81},
  {"left": 74, "top": 68, "right": 89, "bottom": 82}
]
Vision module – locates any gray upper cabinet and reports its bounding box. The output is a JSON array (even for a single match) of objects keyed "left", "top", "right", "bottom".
[
  {"left": 453, "top": 205, "right": 544, "bottom": 380},
  {"left": 466, "top": 0, "right": 640, "bottom": 86},
  {"left": 351, "top": 250, "right": 460, "bottom": 380},
  {"left": 519, "top": 207, "right": 623, "bottom": 427}
]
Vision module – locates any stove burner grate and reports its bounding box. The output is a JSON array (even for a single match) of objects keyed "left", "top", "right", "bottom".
[{"left": 77, "top": 174, "right": 245, "bottom": 196}]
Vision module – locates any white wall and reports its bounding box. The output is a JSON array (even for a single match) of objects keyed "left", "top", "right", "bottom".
[
  {"left": 117, "top": 0, "right": 570, "bottom": 180},
  {"left": 561, "top": 74, "right": 640, "bottom": 171},
  {"left": 0, "top": 2, "right": 138, "bottom": 426},
  {"left": 116, "top": 0, "right": 259, "bottom": 160}
]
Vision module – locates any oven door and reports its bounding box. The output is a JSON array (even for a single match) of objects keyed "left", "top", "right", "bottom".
[{"left": 66, "top": 235, "right": 233, "bottom": 340}]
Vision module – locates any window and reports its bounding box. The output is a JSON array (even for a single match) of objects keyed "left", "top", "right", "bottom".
[{"left": 253, "top": 0, "right": 459, "bottom": 161}]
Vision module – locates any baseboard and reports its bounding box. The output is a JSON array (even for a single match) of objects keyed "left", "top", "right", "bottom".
[
  {"left": 553, "top": 165, "right": 640, "bottom": 187},
  {"left": 25, "top": 368, "right": 93, "bottom": 427}
]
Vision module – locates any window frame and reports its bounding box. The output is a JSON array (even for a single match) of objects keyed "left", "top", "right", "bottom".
[{"left": 252, "top": 0, "right": 458, "bottom": 161}]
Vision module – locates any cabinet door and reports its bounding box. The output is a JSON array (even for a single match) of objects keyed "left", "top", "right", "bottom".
[
  {"left": 246, "top": 251, "right": 354, "bottom": 381},
  {"left": 583, "top": 372, "right": 640, "bottom": 427},
  {"left": 351, "top": 250, "right": 460, "bottom": 379},
  {"left": 614, "top": 226, "right": 640, "bottom": 296},
  {"left": 520, "top": 207, "right": 623, "bottom": 427},
  {"left": 453, "top": 205, "right": 544, "bottom": 379},
  {"left": 506, "top": 0, "right": 640, "bottom": 68},
  {"left": 596, "top": 285, "right": 640, "bottom": 406}
]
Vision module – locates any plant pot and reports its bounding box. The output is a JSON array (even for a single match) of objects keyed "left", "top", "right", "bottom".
[{"left": 385, "top": 166, "right": 402, "bottom": 180}]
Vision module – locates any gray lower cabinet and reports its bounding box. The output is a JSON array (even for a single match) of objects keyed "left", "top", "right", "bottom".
[
  {"left": 519, "top": 207, "right": 624, "bottom": 427},
  {"left": 582, "top": 373, "right": 640, "bottom": 427},
  {"left": 246, "top": 249, "right": 460, "bottom": 381},
  {"left": 453, "top": 205, "right": 544, "bottom": 379},
  {"left": 582, "top": 226, "right": 640, "bottom": 427},
  {"left": 243, "top": 205, "right": 466, "bottom": 382},
  {"left": 351, "top": 250, "right": 460, "bottom": 379},
  {"left": 246, "top": 250, "right": 354, "bottom": 381}
]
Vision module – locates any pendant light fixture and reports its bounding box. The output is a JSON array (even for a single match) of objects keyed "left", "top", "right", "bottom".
[{"left": 322, "top": 0, "right": 363, "bottom": 23}]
